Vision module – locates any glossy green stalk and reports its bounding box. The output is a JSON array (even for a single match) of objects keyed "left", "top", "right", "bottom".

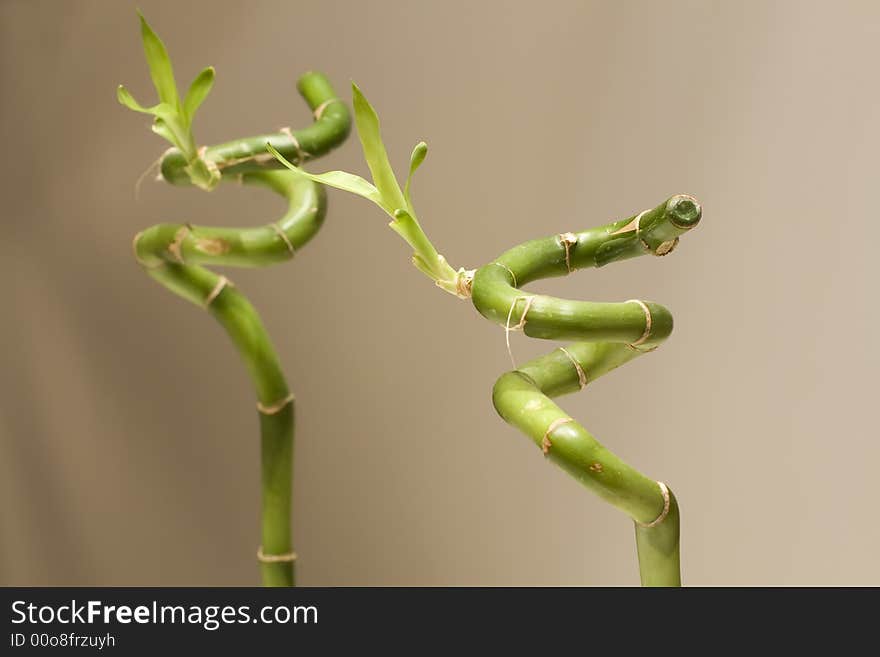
[
  {"left": 269, "top": 82, "right": 701, "bottom": 585},
  {"left": 473, "top": 195, "right": 700, "bottom": 586},
  {"left": 128, "top": 59, "right": 350, "bottom": 584},
  {"left": 160, "top": 74, "right": 349, "bottom": 186},
  {"left": 142, "top": 260, "right": 295, "bottom": 586},
  {"left": 470, "top": 196, "right": 700, "bottom": 343}
]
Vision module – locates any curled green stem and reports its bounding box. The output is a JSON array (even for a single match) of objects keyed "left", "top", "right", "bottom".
[
  {"left": 472, "top": 195, "right": 701, "bottom": 586},
  {"left": 160, "top": 74, "right": 350, "bottom": 186},
  {"left": 264, "top": 80, "right": 700, "bottom": 585},
  {"left": 131, "top": 72, "right": 351, "bottom": 586}
]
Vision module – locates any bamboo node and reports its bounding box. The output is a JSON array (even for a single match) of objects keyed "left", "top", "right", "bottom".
[
  {"left": 257, "top": 546, "right": 297, "bottom": 563},
  {"left": 626, "top": 299, "right": 652, "bottom": 347},
  {"left": 557, "top": 232, "right": 578, "bottom": 273},
  {"left": 257, "top": 392, "right": 295, "bottom": 415},
  {"left": 455, "top": 268, "right": 475, "bottom": 299},
  {"left": 271, "top": 223, "right": 296, "bottom": 257},
  {"left": 611, "top": 209, "right": 673, "bottom": 255},
  {"left": 610, "top": 209, "right": 648, "bottom": 236},
  {"left": 313, "top": 98, "right": 342, "bottom": 120},
  {"left": 194, "top": 146, "right": 221, "bottom": 182},
  {"left": 131, "top": 232, "right": 163, "bottom": 269},
  {"left": 167, "top": 225, "right": 190, "bottom": 264},
  {"left": 542, "top": 417, "right": 574, "bottom": 454},
  {"left": 492, "top": 262, "right": 517, "bottom": 287},
  {"left": 626, "top": 343, "right": 659, "bottom": 353},
  {"left": 280, "top": 127, "right": 311, "bottom": 164},
  {"left": 637, "top": 481, "right": 670, "bottom": 528},
  {"left": 558, "top": 347, "right": 588, "bottom": 388},
  {"left": 204, "top": 276, "right": 230, "bottom": 307}
]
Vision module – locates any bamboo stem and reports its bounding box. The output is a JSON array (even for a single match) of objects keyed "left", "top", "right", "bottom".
[
  {"left": 159, "top": 74, "right": 350, "bottom": 186},
  {"left": 274, "top": 78, "right": 703, "bottom": 584},
  {"left": 128, "top": 67, "right": 351, "bottom": 585},
  {"left": 473, "top": 196, "right": 700, "bottom": 586},
  {"left": 145, "top": 263, "right": 295, "bottom": 585}
]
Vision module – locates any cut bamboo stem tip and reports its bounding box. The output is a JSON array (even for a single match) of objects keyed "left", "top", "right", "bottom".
[{"left": 667, "top": 194, "right": 701, "bottom": 228}]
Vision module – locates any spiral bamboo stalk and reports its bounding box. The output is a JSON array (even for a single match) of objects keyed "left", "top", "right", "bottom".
[
  {"left": 272, "top": 86, "right": 701, "bottom": 586},
  {"left": 121, "top": 15, "right": 350, "bottom": 586}
]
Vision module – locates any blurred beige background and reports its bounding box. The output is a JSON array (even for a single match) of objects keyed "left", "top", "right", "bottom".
[{"left": 1, "top": 0, "right": 878, "bottom": 586}]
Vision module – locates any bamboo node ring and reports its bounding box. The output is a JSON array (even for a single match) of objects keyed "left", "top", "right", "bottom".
[
  {"left": 257, "top": 546, "right": 297, "bottom": 563},
  {"left": 637, "top": 481, "right": 670, "bottom": 528}
]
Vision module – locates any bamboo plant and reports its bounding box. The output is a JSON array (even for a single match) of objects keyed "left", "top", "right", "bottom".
[
  {"left": 269, "top": 87, "right": 701, "bottom": 586},
  {"left": 121, "top": 13, "right": 701, "bottom": 587},
  {"left": 119, "top": 14, "right": 351, "bottom": 586}
]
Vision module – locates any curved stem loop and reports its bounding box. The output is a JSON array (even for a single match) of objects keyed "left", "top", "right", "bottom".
[
  {"left": 131, "top": 72, "right": 351, "bottom": 586},
  {"left": 473, "top": 195, "right": 701, "bottom": 586}
]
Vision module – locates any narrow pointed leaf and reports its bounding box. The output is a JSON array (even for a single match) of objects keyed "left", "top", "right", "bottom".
[
  {"left": 138, "top": 12, "right": 179, "bottom": 108},
  {"left": 183, "top": 66, "right": 215, "bottom": 125},
  {"left": 151, "top": 117, "right": 177, "bottom": 145},
  {"left": 404, "top": 141, "right": 428, "bottom": 210},
  {"left": 117, "top": 85, "right": 157, "bottom": 114},
  {"left": 117, "top": 86, "right": 175, "bottom": 120},
  {"left": 351, "top": 82, "right": 405, "bottom": 211},
  {"left": 267, "top": 144, "right": 385, "bottom": 209},
  {"left": 411, "top": 253, "right": 436, "bottom": 279}
]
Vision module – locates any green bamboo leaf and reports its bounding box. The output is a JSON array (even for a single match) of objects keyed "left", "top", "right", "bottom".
[
  {"left": 117, "top": 85, "right": 161, "bottom": 114},
  {"left": 267, "top": 144, "right": 385, "bottom": 209},
  {"left": 118, "top": 88, "right": 176, "bottom": 121},
  {"left": 404, "top": 141, "right": 428, "bottom": 211},
  {"left": 151, "top": 117, "right": 178, "bottom": 145},
  {"left": 183, "top": 66, "right": 215, "bottom": 125},
  {"left": 138, "top": 11, "right": 179, "bottom": 109},
  {"left": 411, "top": 252, "right": 436, "bottom": 279},
  {"left": 351, "top": 82, "right": 405, "bottom": 212},
  {"left": 116, "top": 86, "right": 174, "bottom": 123},
  {"left": 306, "top": 170, "right": 384, "bottom": 206}
]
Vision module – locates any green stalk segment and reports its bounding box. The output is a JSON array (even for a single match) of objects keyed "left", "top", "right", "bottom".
[
  {"left": 134, "top": 172, "right": 325, "bottom": 268},
  {"left": 160, "top": 73, "right": 350, "bottom": 186},
  {"left": 470, "top": 195, "right": 699, "bottom": 346},
  {"left": 472, "top": 195, "right": 700, "bottom": 586},
  {"left": 143, "top": 263, "right": 294, "bottom": 586},
  {"left": 129, "top": 67, "right": 351, "bottom": 586}
]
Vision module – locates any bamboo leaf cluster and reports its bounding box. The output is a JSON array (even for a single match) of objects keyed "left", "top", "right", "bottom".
[
  {"left": 269, "top": 85, "right": 468, "bottom": 297},
  {"left": 118, "top": 12, "right": 219, "bottom": 190}
]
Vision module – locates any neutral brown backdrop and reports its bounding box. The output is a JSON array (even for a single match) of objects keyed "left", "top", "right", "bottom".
[{"left": 1, "top": 0, "right": 878, "bottom": 586}]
